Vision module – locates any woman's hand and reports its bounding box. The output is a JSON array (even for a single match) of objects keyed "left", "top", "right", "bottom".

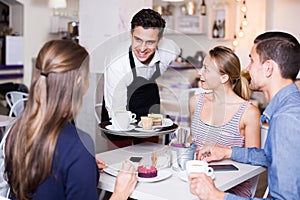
[
  {"left": 110, "top": 160, "right": 137, "bottom": 200},
  {"left": 196, "top": 142, "right": 232, "bottom": 162},
  {"left": 96, "top": 158, "right": 107, "bottom": 172}
]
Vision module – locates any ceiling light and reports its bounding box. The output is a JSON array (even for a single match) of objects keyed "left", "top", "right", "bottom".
[
  {"left": 48, "top": 0, "right": 67, "bottom": 9},
  {"left": 162, "top": 0, "right": 185, "bottom": 2},
  {"left": 242, "top": 15, "right": 248, "bottom": 26},
  {"left": 232, "top": 35, "right": 239, "bottom": 47}
]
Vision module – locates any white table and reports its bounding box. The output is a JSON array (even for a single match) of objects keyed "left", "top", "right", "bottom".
[
  {"left": 96, "top": 142, "right": 266, "bottom": 200},
  {"left": 0, "top": 115, "right": 14, "bottom": 127}
]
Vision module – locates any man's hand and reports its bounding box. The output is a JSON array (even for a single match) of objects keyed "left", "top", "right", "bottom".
[{"left": 189, "top": 172, "right": 225, "bottom": 200}]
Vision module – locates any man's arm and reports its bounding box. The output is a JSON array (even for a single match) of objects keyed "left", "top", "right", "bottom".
[
  {"left": 266, "top": 114, "right": 300, "bottom": 200},
  {"left": 104, "top": 60, "right": 132, "bottom": 118},
  {"left": 231, "top": 147, "right": 269, "bottom": 167},
  {"left": 198, "top": 144, "right": 269, "bottom": 167}
]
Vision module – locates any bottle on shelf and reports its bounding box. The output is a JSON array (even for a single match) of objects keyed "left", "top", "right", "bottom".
[
  {"left": 212, "top": 20, "right": 219, "bottom": 38},
  {"left": 200, "top": 0, "right": 206, "bottom": 16},
  {"left": 1, "top": 9, "right": 8, "bottom": 22},
  {"left": 222, "top": 20, "right": 226, "bottom": 38},
  {"left": 217, "top": 19, "right": 224, "bottom": 38}
]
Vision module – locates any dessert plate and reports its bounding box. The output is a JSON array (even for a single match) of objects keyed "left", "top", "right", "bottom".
[
  {"left": 104, "top": 162, "right": 173, "bottom": 183},
  {"left": 105, "top": 125, "right": 135, "bottom": 132},
  {"left": 177, "top": 170, "right": 215, "bottom": 182},
  {"left": 138, "top": 118, "right": 173, "bottom": 128},
  {"left": 138, "top": 169, "right": 172, "bottom": 183}
]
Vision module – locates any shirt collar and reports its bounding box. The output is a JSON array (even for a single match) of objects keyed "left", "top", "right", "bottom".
[
  {"left": 132, "top": 49, "right": 160, "bottom": 68},
  {"left": 261, "top": 84, "right": 299, "bottom": 124}
]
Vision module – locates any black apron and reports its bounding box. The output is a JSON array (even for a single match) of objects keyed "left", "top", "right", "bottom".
[
  {"left": 126, "top": 48, "right": 161, "bottom": 119},
  {"left": 101, "top": 48, "right": 161, "bottom": 140}
]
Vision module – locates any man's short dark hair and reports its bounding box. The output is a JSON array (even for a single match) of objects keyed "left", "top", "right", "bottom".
[
  {"left": 131, "top": 9, "right": 166, "bottom": 39},
  {"left": 254, "top": 31, "right": 300, "bottom": 48},
  {"left": 256, "top": 38, "right": 300, "bottom": 80}
]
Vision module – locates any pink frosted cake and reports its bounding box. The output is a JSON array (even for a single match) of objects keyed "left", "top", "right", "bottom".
[{"left": 137, "top": 165, "right": 158, "bottom": 178}]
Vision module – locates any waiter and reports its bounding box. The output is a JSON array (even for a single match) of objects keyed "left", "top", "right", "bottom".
[{"left": 102, "top": 9, "right": 180, "bottom": 148}]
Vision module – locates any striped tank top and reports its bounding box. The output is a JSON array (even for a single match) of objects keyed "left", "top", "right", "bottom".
[
  {"left": 192, "top": 93, "right": 249, "bottom": 147},
  {"left": 191, "top": 93, "right": 252, "bottom": 198}
]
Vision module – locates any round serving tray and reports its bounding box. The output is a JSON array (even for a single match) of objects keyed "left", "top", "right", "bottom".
[{"left": 99, "top": 121, "right": 178, "bottom": 138}]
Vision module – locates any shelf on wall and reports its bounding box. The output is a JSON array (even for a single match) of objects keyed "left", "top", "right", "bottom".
[
  {"left": 163, "top": 15, "right": 205, "bottom": 35},
  {"left": 209, "top": 2, "right": 236, "bottom": 41},
  {"left": 0, "top": 64, "right": 23, "bottom": 80}
]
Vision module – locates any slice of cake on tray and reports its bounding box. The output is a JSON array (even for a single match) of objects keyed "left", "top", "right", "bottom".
[{"left": 148, "top": 113, "right": 163, "bottom": 126}]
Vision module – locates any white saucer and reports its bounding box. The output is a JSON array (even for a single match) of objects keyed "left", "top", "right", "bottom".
[
  {"left": 177, "top": 170, "right": 215, "bottom": 182},
  {"left": 135, "top": 127, "right": 161, "bottom": 133},
  {"left": 109, "top": 119, "right": 137, "bottom": 124},
  {"left": 106, "top": 125, "right": 135, "bottom": 132}
]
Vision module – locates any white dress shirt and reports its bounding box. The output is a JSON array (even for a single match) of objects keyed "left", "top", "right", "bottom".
[{"left": 104, "top": 38, "right": 180, "bottom": 118}]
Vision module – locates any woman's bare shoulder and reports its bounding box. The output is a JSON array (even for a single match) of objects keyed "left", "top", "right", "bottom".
[
  {"left": 244, "top": 102, "right": 261, "bottom": 121},
  {"left": 189, "top": 93, "right": 200, "bottom": 103}
]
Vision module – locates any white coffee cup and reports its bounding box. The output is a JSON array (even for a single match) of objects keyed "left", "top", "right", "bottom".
[
  {"left": 185, "top": 160, "right": 214, "bottom": 177},
  {"left": 112, "top": 110, "right": 136, "bottom": 130},
  {"left": 127, "top": 111, "right": 137, "bottom": 123}
]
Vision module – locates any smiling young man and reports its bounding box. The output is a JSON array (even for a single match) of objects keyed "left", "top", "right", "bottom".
[
  {"left": 189, "top": 33, "right": 300, "bottom": 200},
  {"left": 102, "top": 9, "right": 180, "bottom": 148}
]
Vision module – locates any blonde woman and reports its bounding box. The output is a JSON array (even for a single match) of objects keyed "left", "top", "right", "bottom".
[
  {"left": 189, "top": 46, "right": 260, "bottom": 197},
  {"left": 4, "top": 40, "right": 136, "bottom": 200}
]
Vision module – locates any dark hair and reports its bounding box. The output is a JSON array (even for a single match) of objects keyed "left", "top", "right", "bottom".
[
  {"left": 256, "top": 38, "right": 300, "bottom": 80},
  {"left": 254, "top": 31, "right": 300, "bottom": 47},
  {"left": 131, "top": 8, "right": 166, "bottom": 39},
  {"left": 209, "top": 46, "right": 250, "bottom": 100}
]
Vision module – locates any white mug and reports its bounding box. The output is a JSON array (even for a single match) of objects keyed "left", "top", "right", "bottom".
[
  {"left": 112, "top": 110, "right": 136, "bottom": 130},
  {"left": 185, "top": 160, "right": 214, "bottom": 177}
]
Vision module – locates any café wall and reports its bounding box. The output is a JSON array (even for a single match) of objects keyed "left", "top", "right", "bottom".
[
  {"left": 19, "top": 0, "right": 300, "bottom": 87},
  {"left": 13, "top": 0, "right": 78, "bottom": 87}
]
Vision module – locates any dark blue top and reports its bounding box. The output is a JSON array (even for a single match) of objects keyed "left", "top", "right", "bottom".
[{"left": 11, "top": 122, "right": 100, "bottom": 200}]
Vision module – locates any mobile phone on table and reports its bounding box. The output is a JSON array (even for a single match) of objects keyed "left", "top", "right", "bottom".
[
  {"left": 129, "top": 156, "right": 143, "bottom": 163},
  {"left": 209, "top": 164, "right": 239, "bottom": 171}
]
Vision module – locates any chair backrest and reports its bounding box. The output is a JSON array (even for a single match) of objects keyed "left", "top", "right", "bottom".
[
  {"left": 5, "top": 91, "right": 29, "bottom": 117},
  {"left": 249, "top": 175, "right": 260, "bottom": 198},
  {"left": 261, "top": 123, "right": 269, "bottom": 148},
  {"left": 261, "top": 123, "right": 269, "bottom": 198},
  {"left": 160, "top": 99, "right": 181, "bottom": 123},
  {"left": 94, "top": 73, "right": 104, "bottom": 124},
  {"left": 295, "top": 78, "right": 300, "bottom": 90},
  {"left": 249, "top": 123, "right": 269, "bottom": 197}
]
